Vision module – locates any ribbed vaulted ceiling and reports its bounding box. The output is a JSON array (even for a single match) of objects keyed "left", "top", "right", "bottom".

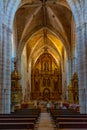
[{"left": 14, "top": 0, "right": 72, "bottom": 65}]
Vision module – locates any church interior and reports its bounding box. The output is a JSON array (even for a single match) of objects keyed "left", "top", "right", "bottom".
[{"left": 0, "top": 0, "right": 87, "bottom": 129}]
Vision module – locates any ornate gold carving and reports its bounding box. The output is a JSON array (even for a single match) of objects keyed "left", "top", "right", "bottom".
[
  {"left": 68, "top": 72, "right": 79, "bottom": 104},
  {"left": 31, "top": 52, "right": 62, "bottom": 101},
  {"left": 11, "top": 60, "right": 22, "bottom": 111}
]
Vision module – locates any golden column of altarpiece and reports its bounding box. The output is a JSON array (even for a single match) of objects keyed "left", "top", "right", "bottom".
[
  {"left": 68, "top": 72, "right": 79, "bottom": 104},
  {"left": 11, "top": 60, "right": 22, "bottom": 111}
]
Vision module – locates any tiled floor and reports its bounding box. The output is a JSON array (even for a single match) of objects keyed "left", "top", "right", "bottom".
[{"left": 38, "top": 112, "right": 55, "bottom": 130}]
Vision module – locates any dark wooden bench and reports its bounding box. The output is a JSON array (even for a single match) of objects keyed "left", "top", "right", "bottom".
[
  {"left": 50, "top": 109, "right": 81, "bottom": 120},
  {"left": 0, "top": 122, "right": 35, "bottom": 129},
  {"left": 50, "top": 109, "right": 80, "bottom": 115},
  {"left": 51, "top": 113, "right": 87, "bottom": 120},
  {"left": 0, "top": 109, "right": 41, "bottom": 129},
  {"left": 58, "top": 122, "right": 87, "bottom": 128},
  {"left": 0, "top": 117, "right": 36, "bottom": 123},
  {"left": 0, "top": 114, "right": 39, "bottom": 118},
  {"left": 12, "top": 108, "right": 41, "bottom": 116},
  {"left": 55, "top": 117, "right": 87, "bottom": 128},
  {"left": 0, "top": 115, "right": 39, "bottom": 128},
  {"left": 55, "top": 117, "right": 87, "bottom": 122},
  {"left": 50, "top": 109, "right": 87, "bottom": 129},
  {"left": 58, "top": 128, "right": 87, "bottom": 130}
]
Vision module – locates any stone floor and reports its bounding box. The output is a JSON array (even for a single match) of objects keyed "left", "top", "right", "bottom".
[
  {"left": 38, "top": 112, "right": 55, "bottom": 130},
  {"left": 37, "top": 112, "right": 87, "bottom": 130}
]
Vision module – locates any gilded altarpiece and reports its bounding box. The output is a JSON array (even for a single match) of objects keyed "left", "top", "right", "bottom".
[{"left": 31, "top": 52, "right": 62, "bottom": 101}]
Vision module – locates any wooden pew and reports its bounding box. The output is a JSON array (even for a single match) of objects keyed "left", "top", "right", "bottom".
[
  {"left": 50, "top": 109, "right": 81, "bottom": 120},
  {"left": 55, "top": 117, "right": 87, "bottom": 128},
  {"left": 0, "top": 122, "right": 35, "bottom": 129},
  {"left": 52, "top": 115, "right": 87, "bottom": 121},
  {"left": 0, "top": 114, "right": 39, "bottom": 119},
  {"left": 50, "top": 109, "right": 80, "bottom": 116},
  {"left": 0, "top": 109, "right": 41, "bottom": 129},
  {"left": 50, "top": 110, "right": 87, "bottom": 119},
  {"left": 57, "top": 128, "right": 87, "bottom": 130},
  {"left": 12, "top": 108, "right": 41, "bottom": 116},
  {"left": 50, "top": 109, "right": 87, "bottom": 129},
  {"left": 57, "top": 122, "right": 87, "bottom": 129},
  {"left": 55, "top": 117, "right": 87, "bottom": 122},
  {"left": 0, "top": 117, "right": 38, "bottom": 129},
  {"left": 0, "top": 117, "right": 36, "bottom": 123}
]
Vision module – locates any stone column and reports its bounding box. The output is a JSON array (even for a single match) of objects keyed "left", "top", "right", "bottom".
[
  {"left": 66, "top": 0, "right": 87, "bottom": 114},
  {"left": 71, "top": 16, "right": 77, "bottom": 75},
  {"left": 66, "top": 57, "right": 72, "bottom": 86},
  {"left": 6, "top": 26, "right": 12, "bottom": 113},
  {"left": 0, "top": 13, "right": 3, "bottom": 113},
  {"left": 66, "top": 57, "right": 73, "bottom": 102},
  {"left": 71, "top": 16, "right": 76, "bottom": 75},
  {"left": 1, "top": 24, "right": 12, "bottom": 113},
  {"left": 76, "top": 23, "right": 87, "bottom": 113},
  {"left": 71, "top": 57, "right": 77, "bottom": 74},
  {"left": 84, "top": 0, "right": 87, "bottom": 112}
]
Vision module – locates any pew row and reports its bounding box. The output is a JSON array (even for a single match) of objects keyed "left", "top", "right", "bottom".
[
  {"left": 55, "top": 117, "right": 87, "bottom": 124},
  {"left": 0, "top": 118, "right": 36, "bottom": 123},
  {"left": 50, "top": 109, "right": 87, "bottom": 129},
  {"left": 0, "top": 109, "right": 41, "bottom": 129},
  {"left": 56, "top": 128, "right": 87, "bottom": 130},
  {"left": 0, "top": 122, "right": 34, "bottom": 129},
  {"left": 57, "top": 122, "right": 87, "bottom": 129}
]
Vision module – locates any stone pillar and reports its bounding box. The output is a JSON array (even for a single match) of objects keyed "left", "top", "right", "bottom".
[
  {"left": 76, "top": 23, "right": 87, "bottom": 113},
  {"left": 20, "top": 46, "right": 29, "bottom": 102},
  {"left": 85, "top": 9, "right": 87, "bottom": 113},
  {"left": 66, "top": 0, "right": 87, "bottom": 114},
  {"left": 66, "top": 57, "right": 73, "bottom": 102},
  {"left": 6, "top": 27, "right": 12, "bottom": 113},
  {"left": 71, "top": 16, "right": 77, "bottom": 75},
  {"left": 1, "top": 24, "right": 12, "bottom": 114},
  {"left": 0, "top": 13, "right": 3, "bottom": 113},
  {"left": 71, "top": 57, "right": 77, "bottom": 74},
  {"left": 84, "top": 1, "right": 87, "bottom": 112},
  {"left": 66, "top": 57, "right": 72, "bottom": 86}
]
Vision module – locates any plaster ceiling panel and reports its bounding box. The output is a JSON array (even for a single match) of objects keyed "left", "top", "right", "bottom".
[
  {"left": 31, "top": 43, "right": 61, "bottom": 68},
  {"left": 20, "top": 0, "right": 42, "bottom": 8},
  {"left": 16, "top": 0, "right": 72, "bottom": 63},
  {"left": 27, "top": 37, "right": 62, "bottom": 65},
  {"left": 21, "top": 0, "right": 41, "bottom": 4},
  {"left": 20, "top": 7, "right": 45, "bottom": 43},
  {"left": 26, "top": 29, "right": 58, "bottom": 56},
  {"left": 46, "top": 7, "right": 66, "bottom": 41},
  {"left": 15, "top": 6, "right": 41, "bottom": 44},
  {"left": 26, "top": 27, "right": 66, "bottom": 65},
  {"left": 27, "top": 34, "right": 44, "bottom": 59},
  {"left": 48, "top": 4, "right": 72, "bottom": 44},
  {"left": 54, "top": 0, "right": 70, "bottom": 9}
]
